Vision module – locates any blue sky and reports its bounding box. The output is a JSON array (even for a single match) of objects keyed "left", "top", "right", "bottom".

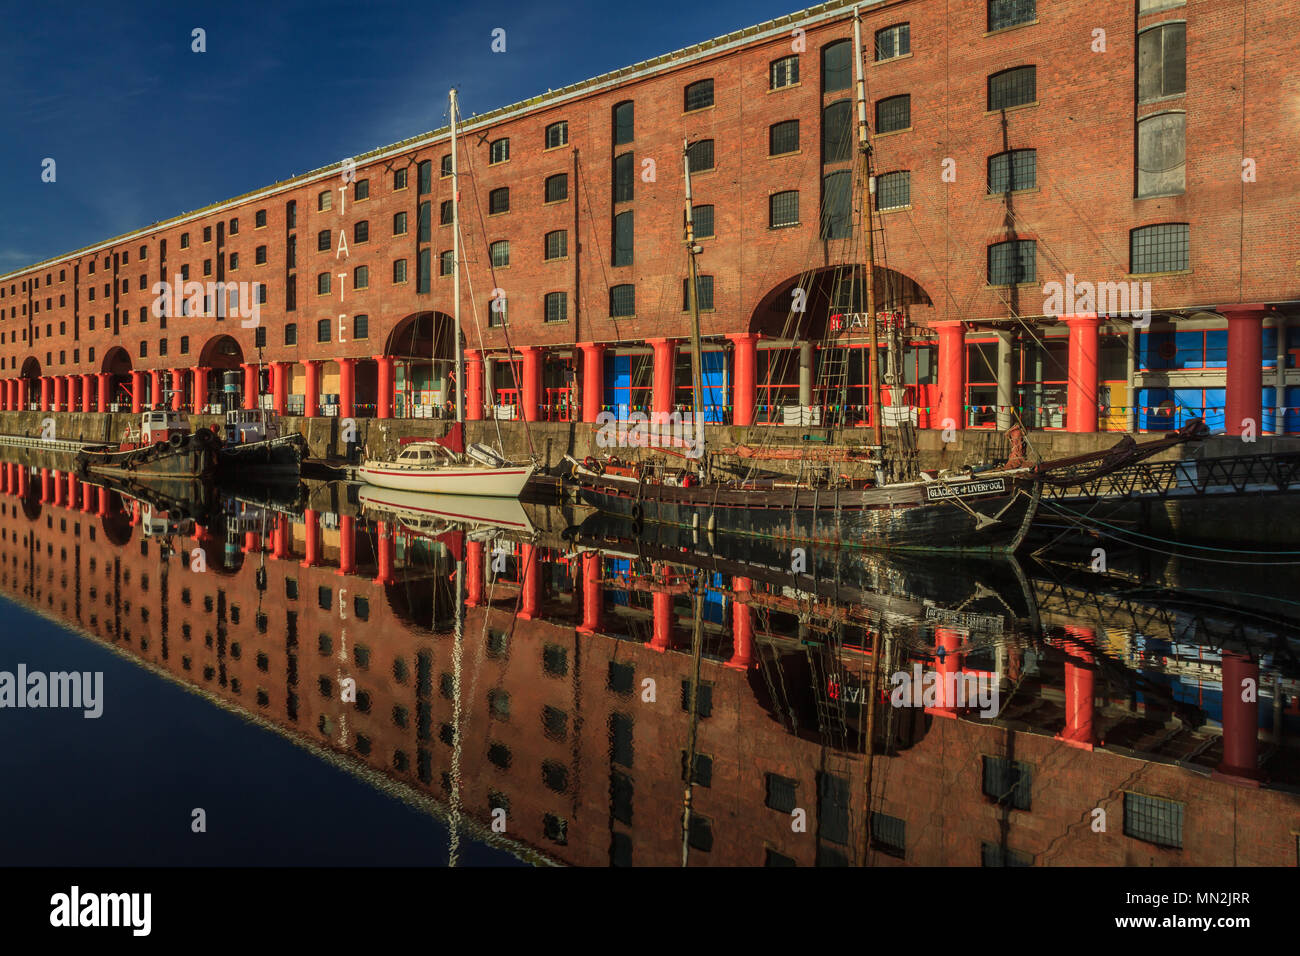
[{"left": 0, "top": 0, "right": 804, "bottom": 274}]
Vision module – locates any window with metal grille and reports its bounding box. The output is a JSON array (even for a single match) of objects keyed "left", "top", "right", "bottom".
[
  {"left": 542, "top": 705, "right": 567, "bottom": 740},
  {"left": 353, "top": 220, "right": 368, "bottom": 243},
  {"left": 543, "top": 644, "right": 567, "bottom": 676},
  {"left": 613, "top": 152, "right": 634, "bottom": 203},
  {"left": 988, "top": 0, "right": 1035, "bottom": 30},
  {"left": 417, "top": 248, "right": 431, "bottom": 292},
  {"left": 317, "top": 229, "right": 330, "bottom": 252},
  {"left": 353, "top": 314, "right": 368, "bottom": 339},
  {"left": 256, "top": 326, "right": 268, "bottom": 347},
  {"left": 611, "top": 771, "right": 633, "bottom": 823},
  {"left": 821, "top": 39, "right": 851, "bottom": 92},
  {"left": 817, "top": 773, "right": 851, "bottom": 845},
  {"left": 490, "top": 240, "right": 510, "bottom": 268},
  {"left": 683, "top": 275, "right": 714, "bottom": 311},
  {"left": 988, "top": 239, "right": 1036, "bottom": 285},
  {"left": 1124, "top": 792, "right": 1184, "bottom": 848},
  {"left": 393, "top": 211, "right": 407, "bottom": 236},
  {"left": 610, "top": 712, "right": 633, "bottom": 766},
  {"left": 875, "top": 23, "right": 910, "bottom": 60},
  {"left": 770, "top": 190, "right": 800, "bottom": 227},
  {"left": 544, "top": 291, "right": 567, "bottom": 323},
  {"left": 1139, "top": 22, "right": 1186, "bottom": 102},
  {"left": 489, "top": 138, "right": 510, "bottom": 164},
  {"left": 1137, "top": 113, "right": 1185, "bottom": 197},
  {"left": 393, "top": 259, "right": 407, "bottom": 283},
  {"left": 316, "top": 319, "right": 330, "bottom": 343},
  {"left": 988, "top": 149, "right": 1037, "bottom": 193},
  {"left": 545, "top": 230, "right": 567, "bottom": 260},
  {"left": 1131, "top": 223, "right": 1189, "bottom": 273},
  {"left": 545, "top": 173, "right": 568, "bottom": 202},
  {"left": 820, "top": 170, "right": 852, "bottom": 240},
  {"left": 691, "top": 204, "right": 714, "bottom": 238},
  {"left": 439, "top": 250, "right": 453, "bottom": 277},
  {"left": 488, "top": 187, "right": 509, "bottom": 214},
  {"left": 822, "top": 100, "right": 852, "bottom": 163},
  {"left": 354, "top": 179, "right": 368, "bottom": 200},
  {"left": 681, "top": 751, "right": 712, "bottom": 787},
  {"left": 394, "top": 167, "right": 407, "bottom": 190},
  {"left": 613, "top": 211, "right": 634, "bottom": 267},
  {"left": 982, "top": 842, "right": 1033, "bottom": 866},
  {"left": 769, "top": 119, "right": 799, "bottom": 156},
  {"left": 875, "top": 171, "right": 910, "bottom": 210},
  {"left": 765, "top": 774, "right": 798, "bottom": 812},
  {"left": 875, "top": 94, "right": 911, "bottom": 133},
  {"left": 316, "top": 272, "right": 330, "bottom": 294},
  {"left": 686, "top": 139, "right": 714, "bottom": 173},
  {"left": 613, "top": 100, "right": 634, "bottom": 144},
  {"left": 684, "top": 78, "right": 714, "bottom": 111},
  {"left": 870, "top": 812, "right": 906, "bottom": 857},
  {"left": 545, "top": 120, "right": 568, "bottom": 149},
  {"left": 354, "top": 265, "right": 368, "bottom": 289},
  {"left": 609, "top": 284, "right": 635, "bottom": 317},
  {"left": 988, "top": 66, "right": 1036, "bottom": 110},
  {"left": 418, "top": 160, "right": 431, "bottom": 194},
  {"left": 440, "top": 154, "right": 451, "bottom": 177},
  {"left": 680, "top": 680, "right": 713, "bottom": 716},
  {"left": 770, "top": 55, "right": 799, "bottom": 89},
  {"left": 982, "top": 756, "right": 1033, "bottom": 810}
]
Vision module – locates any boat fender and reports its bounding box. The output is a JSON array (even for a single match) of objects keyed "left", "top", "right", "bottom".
[
  {"left": 169, "top": 432, "right": 184, "bottom": 447},
  {"left": 631, "top": 503, "right": 644, "bottom": 522}
]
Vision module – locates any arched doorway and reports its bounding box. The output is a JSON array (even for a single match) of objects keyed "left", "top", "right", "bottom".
[
  {"left": 198, "top": 334, "right": 245, "bottom": 411},
  {"left": 20, "top": 357, "right": 40, "bottom": 410},
  {"left": 746, "top": 265, "right": 934, "bottom": 426},
  {"left": 101, "top": 347, "right": 134, "bottom": 411},
  {"left": 385, "top": 311, "right": 457, "bottom": 418}
]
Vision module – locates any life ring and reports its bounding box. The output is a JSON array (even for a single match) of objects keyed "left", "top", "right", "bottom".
[{"left": 169, "top": 432, "right": 184, "bottom": 447}]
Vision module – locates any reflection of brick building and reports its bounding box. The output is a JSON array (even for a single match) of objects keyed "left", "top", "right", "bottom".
[
  {"left": 1, "top": 1, "right": 1297, "bottom": 435},
  {"left": 2, "top": 461, "right": 1298, "bottom": 865}
]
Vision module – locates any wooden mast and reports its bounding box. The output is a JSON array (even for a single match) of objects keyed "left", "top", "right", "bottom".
[
  {"left": 683, "top": 140, "right": 707, "bottom": 476},
  {"left": 450, "top": 89, "right": 465, "bottom": 426},
  {"left": 853, "top": 6, "right": 882, "bottom": 450}
]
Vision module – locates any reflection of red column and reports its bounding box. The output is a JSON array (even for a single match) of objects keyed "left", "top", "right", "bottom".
[
  {"left": 242, "top": 531, "right": 260, "bottom": 554},
  {"left": 1057, "top": 625, "right": 1096, "bottom": 749},
  {"left": 272, "top": 514, "right": 290, "bottom": 559},
  {"left": 336, "top": 515, "right": 356, "bottom": 576},
  {"left": 926, "top": 627, "right": 963, "bottom": 718},
  {"left": 300, "top": 509, "right": 321, "bottom": 567},
  {"left": 96, "top": 486, "right": 108, "bottom": 517},
  {"left": 66, "top": 472, "right": 78, "bottom": 510},
  {"left": 97, "top": 373, "right": 110, "bottom": 411},
  {"left": 130, "top": 371, "right": 144, "bottom": 413},
  {"left": 650, "top": 338, "right": 676, "bottom": 415},
  {"left": 520, "top": 347, "right": 542, "bottom": 422},
  {"left": 129, "top": 500, "right": 141, "bottom": 527},
  {"left": 374, "top": 355, "right": 394, "bottom": 419},
  {"left": 728, "top": 333, "right": 758, "bottom": 426},
  {"left": 936, "top": 322, "right": 965, "bottom": 430},
  {"left": 726, "top": 577, "right": 754, "bottom": 670},
  {"left": 303, "top": 361, "right": 321, "bottom": 417},
  {"left": 1222, "top": 305, "right": 1267, "bottom": 437},
  {"left": 373, "top": 521, "right": 395, "bottom": 585},
  {"left": 649, "top": 588, "right": 675, "bottom": 652},
  {"left": 16, "top": 466, "right": 28, "bottom": 498},
  {"left": 1215, "top": 650, "right": 1264, "bottom": 785},
  {"left": 82, "top": 480, "right": 95, "bottom": 514},
  {"left": 517, "top": 543, "right": 540, "bottom": 620},
  {"left": 577, "top": 552, "right": 602, "bottom": 634},
  {"left": 338, "top": 358, "right": 355, "bottom": 418},
  {"left": 52, "top": 471, "right": 65, "bottom": 507},
  {"left": 578, "top": 343, "right": 605, "bottom": 423},
  {"left": 39, "top": 468, "right": 51, "bottom": 504},
  {"left": 465, "top": 540, "right": 484, "bottom": 607},
  {"left": 241, "top": 363, "right": 259, "bottom": 410},
  {"left": 0, "top": 465, "right": 7, "bottom": 494},
  {"left": 465, "top": 350, "right": 483, "bottom": 421}
]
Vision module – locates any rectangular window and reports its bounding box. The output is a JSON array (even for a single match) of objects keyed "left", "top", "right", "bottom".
[
  {"left": 613, "top": 211, "right": 634, "bottom": 267},
  {"left": 544, "top": 291, "right": 567, "bottom": 323},
  {"left": 545, "top": 120, "right": 568, "bottom": 149},
  {"left": 1137, "top": 113, "right": 1186, "bottom": 197},
  {"left": 988, "top": 239, "right": 1036, "bottom": 285},
  {"left": 439, "top": 154, "right": 451, "bottom": 178},
  {"left": 1123, "top": 792, "right": 1184, "bottom": 848},
  {"left": 609, "top": 284, "right": 635, "bottom": 318},
  {"left": 1130, "top": 223, "right": 1189, "bottom": 273},
  {"left": 691, "top": 204, "right": 714, "bottom": 239},
  {"left": 353, "top": 314, "right": 369, "bottom": 339},
  {"left": 489, "top": 138, "right": 510, "bottom": 164},
  {"left": 770, "top": 55, "right": 799, "bottom": 90},
  {"left": 203, "top": 226, "right": 212, "bottom": 243},
  {"left": 354, "top": 178, "right": 369, "bottom": 200},
  {"left": 988, "top": 66, "right": 1036, "bottom": 110},
  {"left": 769, "top": 190, "right": 799, "bottom": 227},
  {"left": 686, "top": 139, "right": 714, "bottom": 173},
  {"left": 354, "top": 265, "right": 369, "bottom": 289},
  {"left": 765, "top": 774, "right": 798, "bottom": 813},
  {"left": 286, "top": 201, "right": 296, "bottom": 228},
  {"left": 180, "top": 233, "right": 190, "bottom": 249},
  {"left": 490, "top": 240, "right": 510, "bottom": 268},
  {"left": 318, "top": 229, "right": 330, "bottom": 252},
  {"left": 394, "top": 211, "right": 408, "bottom": 236},
  {"left": 439, "top": 250, "right": 453, "bottom": 277},
  {"left": 683, "top": 275, "right": 714, "bottom": 311},
  {"left": 870, "top": 812, "right": 906, "bottom": 857},
  {"left": 488, "top": 188, "right": 509, "bottom": 214},
  {"left": 353, "top": 220, "right": 369, "bottom": 243},
  {"left": 316, "top": 273, "right": 330, "bottom": 295},
  {"left": 544, "top": 230, "right": 568, "bottom": 260},
  {"left": 988, "top": 149, "right": 1037, "bottom": 193},
  {"left": 988, "top": 0, "right": 1036, "bottom": 31},
  {"left": 393, "top": 259, "right": 407, "bottom": 283},
  {"left": 418, "top": 160, "right": 432, "bottom": 194},
  {"left": 613, "top": 153, "right": 634, "bottom": 203},
  {"left": 255, "top": 209, "right": 267, "bottom": 228},
  {"left": 545, "top": 173, "right": 568, "bottom": 203},
  {"left": 417, "top": 248, "right": 431, "bottom": 293},
  {"left": 875, "top": 23, "right": 910, "bottom": 60},
  {"left": 875, "top": 94, "right": 910, "bottom": 133},
  {"left": 1138, "top": 23, "right": 1186, "bottom": 103},
  {"left": 982, "top": 756, "right": 1032, "bottom": 810},
  {"left": 394, "top": 167, "right": 408, "bottom": 190},
  {"left": 613, "top": 101, "right": 634, "bottom": 145},
  {"left": 769, "top": 119, "right": 799, "bottom": 156},
  {"left": 684, "top": 78, "right": 714, "bottom": 111},
  {"left": 875, "top": 171, "right": 910, "bottom": 210},
  {"left": 254, "top": 245, "right": 267, "bottom": 265},
  {"left": 821, "top": 40, "right": 851, "bottom": 92}
]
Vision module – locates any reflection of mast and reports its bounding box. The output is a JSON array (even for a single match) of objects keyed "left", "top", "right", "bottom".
[
  {"left": 448, "top": 555, "right": 464, "bottom": 866},
  {"left": 680, "top": 580, "right": 706, "bottom": 866}
]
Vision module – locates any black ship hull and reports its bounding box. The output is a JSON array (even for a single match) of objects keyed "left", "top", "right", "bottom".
[
  {"left": 216, "top": 435, "right": 305, "bottom": 480},
  {"left": 75, "top": 439, "right": 217, "bottom": 480}
]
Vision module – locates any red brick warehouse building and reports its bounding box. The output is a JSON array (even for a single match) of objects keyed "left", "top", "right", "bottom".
[{"left": 1, "top": 0, "right": 1297, "bottom": 435}]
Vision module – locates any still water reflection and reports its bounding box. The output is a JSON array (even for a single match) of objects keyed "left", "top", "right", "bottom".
[{"left": 1, "top": 459, "right": 1297, "bottom": 867}]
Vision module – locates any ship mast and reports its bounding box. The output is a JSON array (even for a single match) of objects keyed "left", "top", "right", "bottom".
[
  {"left": 450, "top": 89, "right": 465, "bottom": 425},
  {"left": 683, "top": 140, "right": 707, "bottom": 476},
  {"left": 853, "top": 7, "right": 882, "bottom": 451}
]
